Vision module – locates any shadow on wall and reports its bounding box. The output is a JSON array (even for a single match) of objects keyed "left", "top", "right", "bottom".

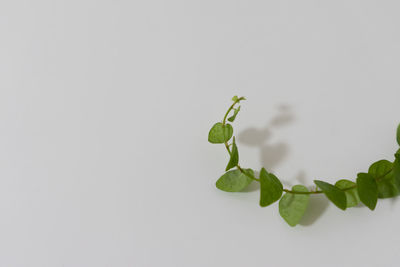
[
  {"left": 238, "top": 104, "right": 294, "bottom": 173},
  {"left": 238, "top": 104, "right": 329, "bottom": 226}
]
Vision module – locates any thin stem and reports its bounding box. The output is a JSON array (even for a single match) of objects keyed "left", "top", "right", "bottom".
[
  {"left": 284, "top": 189, "right": 323, "bottom": 194},
  {"left": 222, "top": 97, "right": 260, "bottom": 182},
  {"left": 237, "top": 165, "right": 260, "bottom": 182},
  {"left": 222, "top": 97, "right": 245, "bottom": 125},
  {"left": 283, "top": 185, "right": 356, "bottom": 195}
]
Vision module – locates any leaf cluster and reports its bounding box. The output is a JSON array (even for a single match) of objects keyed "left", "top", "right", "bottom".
[{"left": 208, "top": 96, "right": 400, "bottom": 226}]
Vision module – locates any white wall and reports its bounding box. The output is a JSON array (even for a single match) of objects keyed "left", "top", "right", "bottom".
[{"left": 1, "top": 1, "right": 400, "bottom": 266}]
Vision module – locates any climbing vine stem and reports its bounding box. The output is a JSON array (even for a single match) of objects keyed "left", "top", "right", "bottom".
[{"left": 208, "top": 96, "right": 400, "bottom": 226}]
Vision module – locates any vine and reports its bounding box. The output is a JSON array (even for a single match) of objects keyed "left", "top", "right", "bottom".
[{"left": 208, "top": 96, "right": 400, "bottom": 226}]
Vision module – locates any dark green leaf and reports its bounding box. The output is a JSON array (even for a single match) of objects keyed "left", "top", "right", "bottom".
[
  {"left": 208, "top": 123, "right": 233, "bottom": 144},
  {"left": 314, "top": 180, "right": 347, "bottom": 210},
  {"left": 357, "top": 173, "right": 378, "bottom": 210},
  {"left": 216, "top": 169, "right": 253, "bottom": 192},
  {"left": 259, "top": 168, "right": 283, "bottom": 207},
  {"left": 368, "top": 160, "right": 398, "bottom": 198},
  {"left": 225, "top": 137, "right": 239, "bottom": 171},
  {"left": 279, "top": 185, "right": 309, "bottom": 227},
  {"left": 335, "top": 179, "right": 359, "bottom": 207},
  {"left": 369, "top": 160, "right": 393, "bottom": 179},
  {"left": 397, "top": 123, "right": 400, "bottom": 146},
  {"left": 394, "top": 151, "right": 400, "bottom": 190},
  {"left": 376, "top": 172, "right": 398, "bottom": 199}
]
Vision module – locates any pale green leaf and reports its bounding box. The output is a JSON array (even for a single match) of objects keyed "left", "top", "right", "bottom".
[
  {"left": 314, "top": 180, "right": 347, "bottom": 210},
  {"left": 279, "top": 185, "right": 309, "bottom": 227},
  {"left": 259, "top": 168, "right": 283, "bottom": 207},
  {"left": 208, "top": 123, "right": 233, "bottom": 144},
  {"left": 357, "top": 173, "right": 378, "bottom": 210},
  {"left": 335, "top": 179, "right": 359, "bottom": 207},
  {"left": 228, "top": 106, "right": 241, "bottom": 122},
  {"left": 216, "top": 169, "right": 253, "bottom": 192}
]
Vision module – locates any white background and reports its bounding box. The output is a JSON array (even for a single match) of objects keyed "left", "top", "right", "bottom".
[{"left": 1, "top": 1, "right": 400, "bottom": 266}]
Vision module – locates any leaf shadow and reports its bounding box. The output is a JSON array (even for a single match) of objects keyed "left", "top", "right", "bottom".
[
  {"left": 238, "top": 104, "right": 294, "bottom": 172},
  {"left": 242, "top": 170, "right": 260, "bottom": 192},
  {"left": 299, "top": 194, "right": 330, "bottom": 226},
  {"left": 242, "top": 181, "right": 260, "bottom": 192},
  {"left": 390, "top": 197, "right": 399, "bottom": 210}
]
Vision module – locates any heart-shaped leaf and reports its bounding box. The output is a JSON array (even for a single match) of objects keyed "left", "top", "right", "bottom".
[
  {"left": 368, "top": 160, "right": 398, "bottom": 198},
  {"left": 357, "top": 173, "right": 378, "bottom": 210},
  {"left": 216, "top": 169, "right": 253, "bottom": 192},
  {"left": 208, "top": 123, "right": 233, "bottom": 144},
  {"left": 279, "top": 185, "right": 309, "bottom": 227},
  {"left": 335, "top": 179, "right": 359, "bottom": 207},
  {"left": 259, "top": 168, "right": 283, "bottom": 207},
  {"left": 314, "top": 180, "right": 346, "bottom": 210}
]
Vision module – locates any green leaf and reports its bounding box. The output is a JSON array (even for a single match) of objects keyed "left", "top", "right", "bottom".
[
  {"left": 225, "top": 137, "right": 239, "bottom": 171},
  {"left": 208, "top": 123, "right": 233, "bottom": 144},
  {"left": 232, "top": 95, "right": 239, "bottom": 102},
  {"left": 369, "top": 160, "right": 393, "bottom": 178},
  {"left": 397, "top": 123, "right": 400, "bottom": 146},
  {"left": 216, "top": 169, "right": 253, "bottom": 192},
  {"left": 228, "top": 106, "right": 241, "bottom": 122},
  {"left": 394, "top": 152, "right": 400, "bottom": 190},
  {"left": 368, "top": 160, "right": 398, "bottom": 198},
  {"left": 243, "top": 168, "right": 256, "bottom": 180},
  {"left": 259, "top": 168, "right": 283, "bottom": 207},
  {"left": 279, "top": 185, "right": 310, "bottom": 227},
  {"left": 335, "top": 179, "right": 360, "bottom": 207},
  {"left": 357, "top": 173, "right": 378, "bottom": 210},
  {"left": 314, "top": 180, "right": 347, "bottom": 210},
  {"left": 376, "top": 173, "right": 398, "bottom": 199}
]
